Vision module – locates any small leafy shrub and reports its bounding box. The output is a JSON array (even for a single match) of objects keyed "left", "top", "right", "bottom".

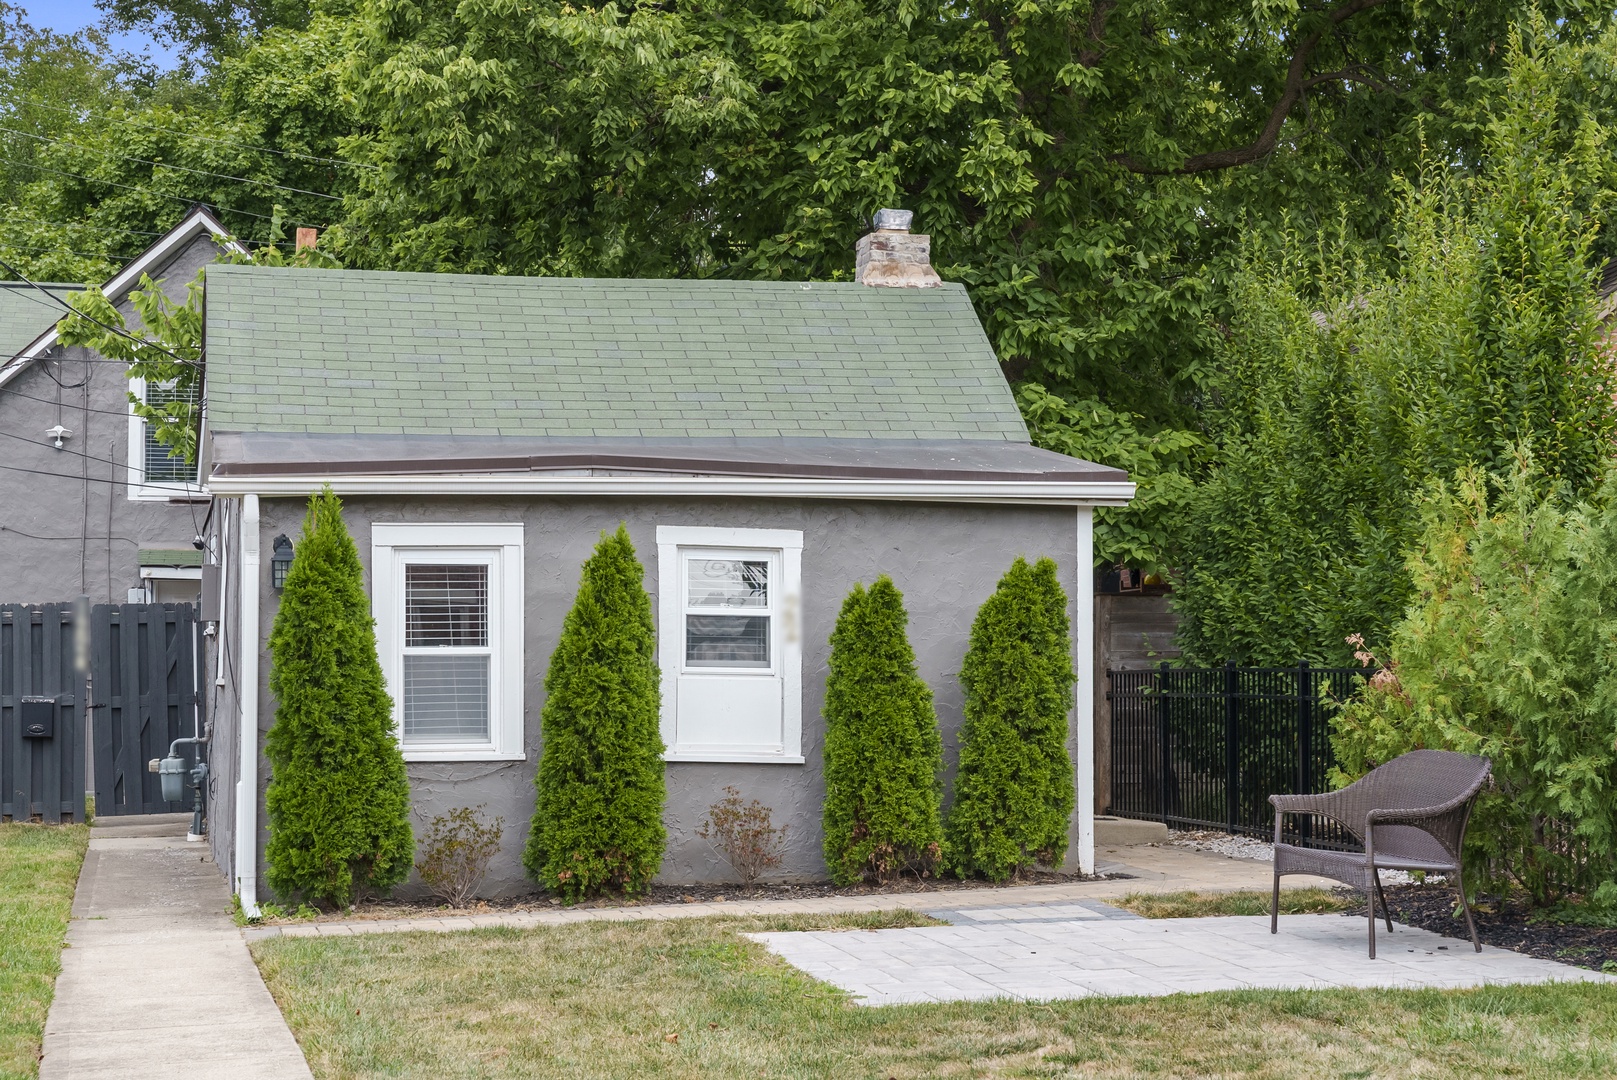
[
  {"left": 417, "top": 806, "right": 505, "bottom": 908},
  {"left": 264, "top": 487, "right": 414, "bottom": 908},
  {"left": 698, "top": 787, "right": 787, "bottom": 885},
  {"left": 821, "top": 575, "right": 944, "bottom": 885},
  {"left": 525, "top": 525, "right": 666, "bottom": 902},
  {"left": 1333, "top": 459, "right": 1617, "bottom": 909},
  {"left": 946, "top": 556, "right": 1075, "bottom": 881}
]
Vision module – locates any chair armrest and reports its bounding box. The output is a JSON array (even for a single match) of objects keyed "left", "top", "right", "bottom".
[{"left": 1270, "top": 791, "right": 1356, "bottom": 844}]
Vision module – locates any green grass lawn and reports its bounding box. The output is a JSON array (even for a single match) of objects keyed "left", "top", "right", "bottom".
[
  {"left": 1112, "top": 888, "right": 1354, "bottom": 919},
  {"left": 0, "top": 824, "right": 88, "bottom": 1080},
  {"left": 252, "top": 909, "right": 1617, "bottom": 1079}
]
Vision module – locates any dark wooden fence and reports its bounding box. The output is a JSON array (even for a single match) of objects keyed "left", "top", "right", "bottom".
[
  {"left": 90, "top": 604, "right": 205, "bottom": 817},
  {"left": 0, "top": 604, "right": 87, "bottom": 822},
  {"left": 1107, "top": 662, "right": 1368, "bottom": 848}
]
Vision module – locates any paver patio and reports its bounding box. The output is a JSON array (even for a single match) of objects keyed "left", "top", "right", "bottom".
[{"left": 750, "top": 907, "right": 1617, "bottom": 1005}]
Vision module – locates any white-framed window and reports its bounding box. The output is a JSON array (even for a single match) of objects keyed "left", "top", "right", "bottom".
[
  {"left": 126, "top": 376, "right": 202, "bottom": 501},
  {"left": 371, "top": 523, "right": 524, "bottom": 761},
  {"left": 656, "top": 526, "right": 803, "bottom": 763}
]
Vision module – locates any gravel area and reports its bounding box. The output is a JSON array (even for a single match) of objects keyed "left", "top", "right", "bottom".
[{"left": 1167, "top": 828, "right": 1436, "bottom": 886}]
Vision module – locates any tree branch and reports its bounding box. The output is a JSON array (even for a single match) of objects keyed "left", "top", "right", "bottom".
[{"left": 1114, "top": 0, "right": 1391, "bottom": 175}]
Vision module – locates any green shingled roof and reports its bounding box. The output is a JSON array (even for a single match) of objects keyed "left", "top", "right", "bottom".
[
  {"left": 139, "top": 548, "right": 203, "bottom": 567},
  {"left": 0, "top": 283, "right": 73, "bottom": 363},
  {"left": 203, "top": 265, "right": 1029, "bottom": 442}
]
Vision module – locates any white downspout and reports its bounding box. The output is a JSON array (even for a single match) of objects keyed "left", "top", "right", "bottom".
[
  {"left": 235, "top": 493, "right": 261, "bottom": 916},
  {"left": 1075, "top": 506, "right": 1096, "bottom": 876}
]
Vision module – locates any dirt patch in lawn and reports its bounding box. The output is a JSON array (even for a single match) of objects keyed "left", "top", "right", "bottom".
[
  {"left": 1345, "top": 883, "right": 1617, "bottom": 973},
  {"left": 257, "top": 869, "right": 1118, "bottom": 925}
]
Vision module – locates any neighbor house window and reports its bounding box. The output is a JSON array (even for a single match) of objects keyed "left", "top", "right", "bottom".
[
  {"left": 126, "top": 377, "right": 201, "bottom": 500},
  {"left": 657, "top": 526, "right": 803, "bottom": 763},
  {"left": 372, "top": 524, "right": 524, "bottom": 761}
]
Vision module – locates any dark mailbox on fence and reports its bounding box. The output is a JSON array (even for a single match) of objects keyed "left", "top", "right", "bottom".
[{"left": 21, "top": 697, "right": 55, "bottom": 738}]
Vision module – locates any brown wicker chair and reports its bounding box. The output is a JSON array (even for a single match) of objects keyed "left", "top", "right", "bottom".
[{"left": 1269, "top": 749, "right": 1491, "bottom": 958}]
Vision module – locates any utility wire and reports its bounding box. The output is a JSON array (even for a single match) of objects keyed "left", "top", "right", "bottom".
[
  {"left": 0, "top": 455, "right": 202, "bottom": 490},
  {"left": 3, "top": 242, "right": 138, "bottom": 262},
  {"left": 4, "top": 209, "right": 170, "bottom": 238},
  {"left": 0, "top": 157, "right": 287, "bottom": 223},
  {"left": 0, "top": 125, "right": 345, "bottom": 201},
  {"left": 0, "top": 523, "right": 143, "bottom": 546},
  {"left": 0, "top": 253, "right": 203, "bottom": 368},
  {"left": 1, "top": 95, "right": 379, "bottom": 171},
  {"left": 0, "top": 381, "right": 157, "bottom": 420}
]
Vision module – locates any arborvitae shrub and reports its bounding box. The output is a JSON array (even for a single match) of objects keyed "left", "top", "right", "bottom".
[
  {"left": 264, "top": 488, "right": 414, "bottom": 907},
  {"left": 821, "top": 575, "right": 943, "bottom": 884},
  {"left": 525, "top": 525, "right": 666, "bottom": 902},
  {"left": 945, "top": 556, "right": 1076, "bottom": 880}
]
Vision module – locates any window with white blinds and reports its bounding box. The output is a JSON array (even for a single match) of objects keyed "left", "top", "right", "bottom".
[
  {"left": 657, "top": 526, "right": 804, "bottom": 763},
  {"left": 402, "top": 565, "right": 491, "bottom": 743},
  {"left": 141, "top": 380, "right": 196, "bottom": 484},
  {"left": 372, "top": 525, "right": 524, "bottom": 762}
]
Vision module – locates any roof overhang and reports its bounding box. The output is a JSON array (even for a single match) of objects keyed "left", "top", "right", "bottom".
[
  {"left": 205, "top": 470, "right": 1135, "bottom": 506},
  {"left": 0, "top": 205, "right": 248, "bottom": 388}
]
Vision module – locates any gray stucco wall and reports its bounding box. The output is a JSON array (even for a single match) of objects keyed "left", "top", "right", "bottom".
[
  {"left": 234, "top": 495, "right": 1079, "bottom": 896},
  {"left": 0, "top": 232, "right": 229, "bottom": 605}
]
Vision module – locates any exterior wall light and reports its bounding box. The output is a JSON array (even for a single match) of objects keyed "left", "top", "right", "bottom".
[{"left": 271, "top": 534, "right": 294, "bottom": 590}]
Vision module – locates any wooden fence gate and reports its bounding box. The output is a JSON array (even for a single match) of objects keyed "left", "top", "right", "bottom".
[
  {"left": 90, "top": 604, "right": 205, "bottom": 817},
  {"left": 0, "top": 604, "right": 87, "bottom": 822}
]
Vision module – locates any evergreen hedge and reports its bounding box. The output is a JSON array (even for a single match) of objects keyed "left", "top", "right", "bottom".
[
  {"left": 945, "top": 557, "right": 1075, "bottom": 880},
  {"left": 264, "top": 488, "right": 414, "bottom": 907},
  {"left": 525, "top": 525, "right": 666, "bottom": 902},
  {"left": 821, "top": 575, "right": 943, "bottom": 884}
]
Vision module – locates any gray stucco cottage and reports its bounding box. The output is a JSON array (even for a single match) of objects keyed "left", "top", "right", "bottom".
[
  {"left": 0, "top": 206, "right": 241, "bottom": 606},
  {"left": 197, "top": 216, "right": 1133, "bottom": 907}
]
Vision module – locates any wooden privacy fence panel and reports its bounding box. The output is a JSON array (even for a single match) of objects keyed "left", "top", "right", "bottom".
[
  {"left": 91, "top": 604, "right": 205, "bottom": 817},
  {"left": 0, "top": 604, "right": 86, "bottom": 823}
]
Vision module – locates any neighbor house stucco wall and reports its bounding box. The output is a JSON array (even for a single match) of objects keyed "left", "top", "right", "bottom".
[
  {"left": 0, "top": 232, "right": 226, "bottom": 604},
  {"left": 230, "top": 494, "right": 1080, "bottom": 896}
]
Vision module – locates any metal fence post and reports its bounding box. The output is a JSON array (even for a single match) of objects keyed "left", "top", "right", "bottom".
[
  {"left": 1298, "top": 660, "right": 1312, "bottom": 846},
  {"left": 1157, "top": 661, "right": 1172, "bottom": 821},
  {"left": 1225, "top": 660, "right": 1239, "bottom": 834}
]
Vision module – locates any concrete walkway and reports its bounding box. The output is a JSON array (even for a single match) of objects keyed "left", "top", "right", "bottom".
[
  {"left": 243, "top": 840, "right": 1332, "bottom": 942},
  {"left": 751, "top": 910, "right": 1617, "bottom": 1005},
  {"left": 40, "top": 815, "right": 312, "bottom": 1080}
]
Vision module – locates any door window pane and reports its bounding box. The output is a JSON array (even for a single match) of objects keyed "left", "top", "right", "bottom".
[
  {"left": 688, "top": 559, "right": 768, "bottom": 608},
  {"left": 686, "top": 615, "right": 770, "bottom": 668}
]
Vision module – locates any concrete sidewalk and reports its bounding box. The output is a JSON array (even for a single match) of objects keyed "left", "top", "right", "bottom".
[
  {"left": 40, "top": 816, "right": 312, "bottom": 1080},
  {"left": 243, "top": 840, "right": 1337, "bottom": 942}
]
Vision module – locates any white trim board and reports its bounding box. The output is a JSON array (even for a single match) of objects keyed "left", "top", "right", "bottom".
[
  {"left": 0, "top": 205, "right": 248, "bottom": 388},
  {"left": 207, "top": 472, "right": 1136, "bottom": 506}
]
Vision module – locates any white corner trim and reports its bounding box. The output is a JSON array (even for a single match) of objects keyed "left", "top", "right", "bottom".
[
  {"left": 0, "top": 205, "right": 248, "bottom": 389},
  {"left": 371, "top": 522, "right": 525, "bottom": 762},
  {"left": 208, "top": 472, "right": 1136, "bottom": 507},
  {"left": 1075, "top": 506, "right": 1096, "bottom": 877},
  {"left": 235, "top": 493, "right": 261, "bottom": 918}
]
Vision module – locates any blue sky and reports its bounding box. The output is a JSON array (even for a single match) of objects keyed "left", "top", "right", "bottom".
[{"left": 16, "top": 0, "right": 181, "bottom": 68}]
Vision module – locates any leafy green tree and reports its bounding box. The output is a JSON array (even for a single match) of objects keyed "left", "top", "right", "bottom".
[
  {"left": 1333, "top": 458, "right": 1617, "bottom": 910},
  {"left": 1173, "top": 27, "right": 1617, "bottom": 665},
  {"left": 525, "top": 525, "right": 666, "bottom": 902},
  {"left": 821, "top": 576, "right": 943, "bottom": 884},
  {"left": 946, "top": 557, "right": 1075, "bottom": 881},
  {"left": 264, "top": 487, "right": 414, "bottom": 907}
]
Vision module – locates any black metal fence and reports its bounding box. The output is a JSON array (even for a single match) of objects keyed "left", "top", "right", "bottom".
[{"left": 1108, "top": 662, "right": 1369, "bottom": 848}]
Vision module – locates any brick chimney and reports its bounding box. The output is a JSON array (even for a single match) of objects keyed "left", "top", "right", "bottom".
[
  {"left": 295, "top": 227, "right": 318, "bottom": 252},
  {"left": 854, "top": 209, "right": 942, "bottom": 288}
]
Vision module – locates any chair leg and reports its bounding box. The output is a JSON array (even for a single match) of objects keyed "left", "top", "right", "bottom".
[
  {"left": 1271, "top": 872, "right": 1281, "bottom": 934},
  {"left": 1372, "top": 871, "right": 1393, "bottom": 934},
  {"left": 1366, "top": 874, "right": 1377, "bottom": 959},
  {"left": 1456, "top": 879, "right": 1482, "bottom": 953}
]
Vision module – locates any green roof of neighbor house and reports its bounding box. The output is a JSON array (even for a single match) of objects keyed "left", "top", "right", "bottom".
[
  {"left": 139, "top": 548, "right": 203, "bottom": 567},
  {"left": 202, "top": 265, "right": 1030, "bottom": 442},
  {"left": 0, "top": 282, "right": 73, "bottom": 364}
]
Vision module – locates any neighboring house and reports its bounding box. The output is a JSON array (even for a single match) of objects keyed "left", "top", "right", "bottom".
[
  {"left": 199, "top": 213, "right": 1134, "bottom": 905},
  {"left": 0, "top": 207, "right": 245, "bottom": 605}
]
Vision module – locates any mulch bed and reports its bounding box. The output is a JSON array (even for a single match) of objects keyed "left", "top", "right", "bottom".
[
  {"left": 267, "top": 869, "right": 1118, "bottom": 925},
  {"left": 1343, "top": 883, "right": 1617, "bottom": 973}
]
